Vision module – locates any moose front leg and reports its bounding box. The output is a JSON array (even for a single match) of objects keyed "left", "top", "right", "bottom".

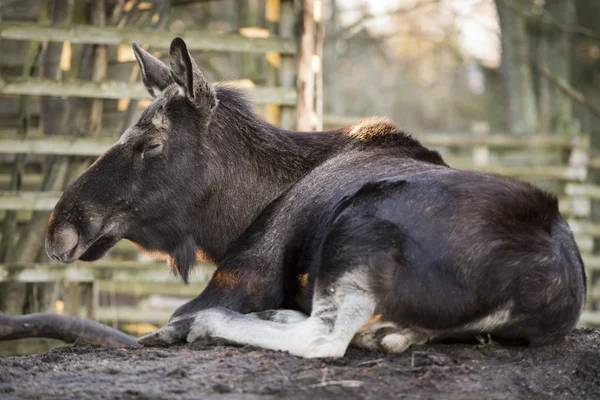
[
  {"left": 185, "top": 276, "right": 377, "bottom": 358},
  {"left": 139, "top": 267, "right": 283, "bottom": 346}
]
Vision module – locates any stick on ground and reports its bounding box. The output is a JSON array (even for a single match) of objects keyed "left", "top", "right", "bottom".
[{"left": 0, "top": 311, "right": 141, "bottom": 348}]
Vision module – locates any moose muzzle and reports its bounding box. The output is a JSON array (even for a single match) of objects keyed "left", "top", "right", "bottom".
[{"left": 45, "top": 221, "right": 79, "bottom": 263}]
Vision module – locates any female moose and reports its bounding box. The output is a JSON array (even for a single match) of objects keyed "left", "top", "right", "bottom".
[{"left": 46, "top": 37, "right": 586, "bottom": 358}]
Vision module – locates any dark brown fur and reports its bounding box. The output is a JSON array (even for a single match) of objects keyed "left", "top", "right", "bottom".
[{"left": 46, "top": 38, "right": 586, "bottom": 348}]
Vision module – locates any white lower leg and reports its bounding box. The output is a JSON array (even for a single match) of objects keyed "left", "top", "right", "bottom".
[
  {"left": 247, "top": 309, "right": 309, "bottom": 324},
  {"left": 187, "top": 290, "right": 375, "bottom": 358}
]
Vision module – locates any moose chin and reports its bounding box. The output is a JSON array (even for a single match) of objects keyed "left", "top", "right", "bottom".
[{"left": 46, "top": 37, "right": 586, "bottom": 359}]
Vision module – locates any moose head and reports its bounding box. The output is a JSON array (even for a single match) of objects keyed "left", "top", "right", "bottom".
[{"left": 45, "top": 38, "right": 292, "bottom": 283}]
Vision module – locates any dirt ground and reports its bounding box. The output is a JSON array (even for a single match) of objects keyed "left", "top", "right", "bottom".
[{"left": 0, "top": 328, "right": 599, "bottom": 400}]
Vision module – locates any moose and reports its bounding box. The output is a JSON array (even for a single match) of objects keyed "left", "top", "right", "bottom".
[{"left": 46, "top": 37, "right": 586, "bottom": 358}]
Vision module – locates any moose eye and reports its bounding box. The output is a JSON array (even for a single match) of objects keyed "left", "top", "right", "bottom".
[{"left": 143, "top": 141, "right": 163, "bottom": 157}]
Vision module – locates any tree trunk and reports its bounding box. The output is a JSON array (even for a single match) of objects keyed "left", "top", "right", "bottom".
[
  {"left": 543, "top": 0, "right": 576, "bottom": 133},
  {"left": 495, "top": 0, "right": 539, "bottom": 134}
]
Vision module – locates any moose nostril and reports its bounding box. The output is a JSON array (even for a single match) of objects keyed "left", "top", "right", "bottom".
[{"left": 46, "top": 223, "right": 79, "bottom": 261}]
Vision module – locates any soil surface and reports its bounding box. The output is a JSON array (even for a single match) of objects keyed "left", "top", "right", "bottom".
[{"left": 0, "top": 328, "right": 599, "bottom": 399}]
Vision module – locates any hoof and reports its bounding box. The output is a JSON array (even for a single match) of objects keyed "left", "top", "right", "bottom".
[{"left": 138, "top": 318, "right": 192, "bottom": 347}]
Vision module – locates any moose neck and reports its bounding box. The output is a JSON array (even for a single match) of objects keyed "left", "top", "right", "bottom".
[{"left": 194, "top": 87, "right": 343, "bottom": 263}]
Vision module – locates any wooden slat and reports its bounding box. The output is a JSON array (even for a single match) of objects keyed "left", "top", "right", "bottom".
[
  {"left": 419, "top": 134, "right": 588, "bottom": 150},
  {"left": 582, "top": 255, "right": 600, "bottom": 271},
  {"left": 0, "top": 147, "right": 586, "bottom": 182},
  {"left": 0, "top": 191, "right": 62, "bottom": 211},
  {"left": 447, "top": 164, "right": 587, "bottom": 181},
  {"left": 0, "top": 174, "right": 42, "bottom": 186},
  {"left": 559, "top": 198, "right": 591, "bottom": 218},
  {"left": 589, "top": 288, "right": 600, "bottom": 301},
  {"left": 323, "top": 117, "right": 588, "bottom": 149},
  {"left": 579, "top": 312, "right": 600, "bottom": 326},
  {"left": 98, "top": 280, "right": 206, "bottom": 297},
  {"left": 0, "top": 134, "right": 587, "bottom": 158},
  {"left": 568, "top": 219, "right": 600, "bottom": 238},
  {"left": 0, "top": 77, "right": 298, "bottom": 105},
  {"left": 574, "top": 235, "right": 594, "bottom": 253},
  {"left": 0, "top": 136, "right": 112, "bottom": 156},
  {"left": 0, "top": 262, "right": 215, "bottom": 283},
  {"left": 588, "top": 157, "right": 600, "bottom": 169},
  {"left": 0, "top": 21, "right": 297, "bottom": 54},
  {"left": 565, "top": 183, "right": 600, "bottom": 199},
  {"left": 96, "top": 307, "right": 172, "bottom": 325}
]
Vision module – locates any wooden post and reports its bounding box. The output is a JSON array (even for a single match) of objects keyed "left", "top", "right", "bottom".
[
  {"left": 570, "top": 134, "right": 593, "bottom": 311},
  {"left": 471, "top": 121, "right": 490, "bottom": 167},
  {"left": 89, "top": 0, "right": 107, "bottom": 138},
  {"left": 63, "top": 282, "right": 83, "bottom": 317},
  {"left": 265, "top": 0, "right": 281, "bottom": 126},
  {"left": 314, "top": 0, "right": 324, "bottom": 131},
  {"left": 85, "top": 281, "right": 99, "bottom": 320},
  {"left": 278, "top": 0, "right": 296, "bottom": 130},
  {"left": 296, "top": 0, "right": 315, "bottom": 131}
]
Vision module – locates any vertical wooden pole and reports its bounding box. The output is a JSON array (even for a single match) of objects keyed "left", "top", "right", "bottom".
[
  {"left": 570, "top": 136, "right": 593, "bottom": 311},
  {"left": 85, "top": 281, "right": 99, "bottom": 320},
  {"left": 89, "top": 0, "right": 107, "bottom": 138},
  {"left": 278, "top": 0, "right": 296, "bottom": 130},
  {"left": 471, "top": 122, "right": 490, "bottom": 167},
  {"left": 265, "top": 0, "right": 281, "bottom": 126},
  {"left": 314, "top": 0, "right": 324, "bottom": 131},
  {"left": 239, "top": 1, "right": 260, "bottom": 82},
  {"left": 296, "top": 0, "right": 315, "bottom": 131}
]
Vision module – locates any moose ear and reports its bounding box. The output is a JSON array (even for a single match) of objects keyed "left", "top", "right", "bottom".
[
  {"left": 169, "top": 37, "right": 218, "bottom": 111},
  {"left": 169, "top": 37, "right": 196, "bottom": 99},
  {"left": 132, "top": 42, "right": 173, "bottom": 98}
]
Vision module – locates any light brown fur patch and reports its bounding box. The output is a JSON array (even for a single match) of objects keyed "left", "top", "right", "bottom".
[
  {"left": 195, "top": 247, "right": 215, "bottom": 264},
  {"left": 48, "top": 211, "right": 56, "bottom": 227},
  {"left": 344, "top": 117, "right": 398, "bottom": 141},
  {"left": 131, "top": 240, "right": 215, "bottom": 266},
  {"left": 357, "top": 314, "right": 383, "bottom": 332},
  {"left": 297, "top": 273, "right": 309, "bottom": 294},
  {"left": 246, "top": 275, "right": 271, "bottom": 298},
  {"left": 132, "top": 241, "right": 171, "bottom": 261},
  {"left": 213, "top": 269, "right": 240, "bottom": 290}
]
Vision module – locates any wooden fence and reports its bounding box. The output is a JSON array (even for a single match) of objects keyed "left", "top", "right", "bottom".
[
  {"left": 2, "top": 128, "right": 600, "bottom": 327},
  {"left": 0, "top": 0, "right": 324, "bottom": 330},
  {"left": 1, "top": 1, "right": 599, "bottom": 331}
]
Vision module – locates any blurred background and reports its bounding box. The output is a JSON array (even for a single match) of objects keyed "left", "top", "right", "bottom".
[{"left": 0, "top": 0, "right": 599, "bottom": 355}]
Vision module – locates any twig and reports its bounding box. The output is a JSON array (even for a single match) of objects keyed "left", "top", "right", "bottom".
[
  {"left": 309, "top": 380, "right": 364, "bottom": 388},
  {"left": 535, "top": 63, "right": 600, "bottom": 119},
  {"left": 272, "top": 361, "right": 290, "bottom": 382},
  {"left": 496, "top": 0, "right": 599, "bottom": 41},
  {"left": 321, "top": 366, "right": 328, "bottom": 384},
  {"left": 357, "top": 358, "right": 385, "bottom": 367}
]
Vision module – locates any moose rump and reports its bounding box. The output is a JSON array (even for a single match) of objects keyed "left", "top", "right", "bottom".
[
  {"left": 45, "top": 37, "right": 586, "bottom": 358},
  {"left": 329, "top": 172, "right": 586, "bottom": 348}
]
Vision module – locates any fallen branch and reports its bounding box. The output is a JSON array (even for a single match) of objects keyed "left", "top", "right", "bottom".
[{"left": 0, "top": 311, "right": 141, "bottom": 348}]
